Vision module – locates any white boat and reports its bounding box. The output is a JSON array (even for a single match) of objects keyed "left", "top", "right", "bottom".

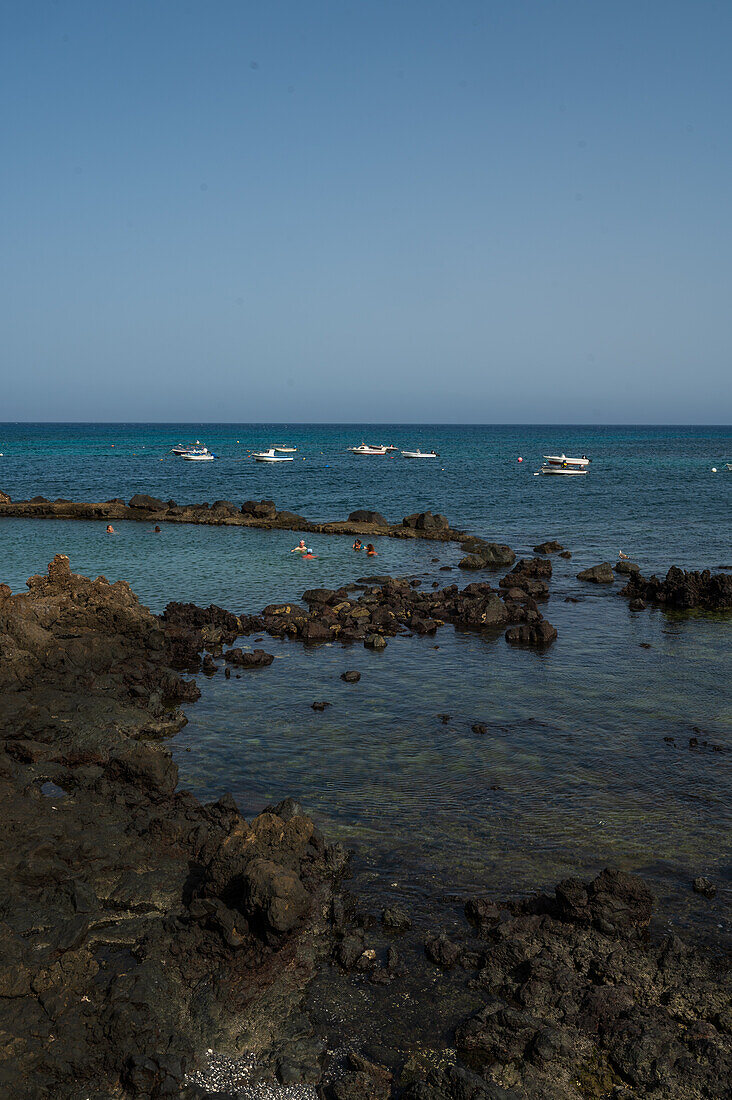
[
  {"left": 182, "top": 449, "right": 214, "bottom": 461},
  {"left": 171, "top": 442, "right": 202, "bottom": 455},
  {"left": 350, "top": 443, "right": 388, "bottom": 455},
  {"left": 401, "top": 449, "right": 438, "bottom": 459},
  {"left": 538, "top": 453, "right": 590, "bottom": 476},
  {"left": 252, "top": 448, "right": 294, "bottom": 463},
  {"left": 274, "top": 446, "right": 297, "bottom": 453}
]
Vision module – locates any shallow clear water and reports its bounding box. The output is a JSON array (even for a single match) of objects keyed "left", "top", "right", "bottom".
[{"left": 1, "top": 424, "right": 730, "bottom": 941}]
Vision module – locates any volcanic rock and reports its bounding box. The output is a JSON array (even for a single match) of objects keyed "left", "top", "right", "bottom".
[
  {"left": 577, "top": 562, "right": 615, "bottom": 584},
  {"left": 128, "top": 493, "right": 166, "bottom": 511},
  {"left": 224, "top": 647, "right": 274, "bottom": 668},
  {"left": 348, "top": 509, "right": 388, "bottom": 525}
]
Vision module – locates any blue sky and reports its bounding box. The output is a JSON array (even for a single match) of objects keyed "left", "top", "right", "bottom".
[{"left": 2, "top": 1, "right": 730, "bottom": 422}]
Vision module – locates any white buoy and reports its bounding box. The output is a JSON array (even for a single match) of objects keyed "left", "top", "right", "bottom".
[{"left": 712, "top": 467, "right": 717, "bottom": 473}]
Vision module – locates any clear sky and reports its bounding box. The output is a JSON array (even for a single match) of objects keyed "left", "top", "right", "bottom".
[{"left": 2, "top": 1, "right": 731, "bottom": 423}]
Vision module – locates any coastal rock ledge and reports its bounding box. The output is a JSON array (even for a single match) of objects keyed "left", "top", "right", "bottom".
[{"left": 0, "top": 557, "right": 346, "bottom": 1099}]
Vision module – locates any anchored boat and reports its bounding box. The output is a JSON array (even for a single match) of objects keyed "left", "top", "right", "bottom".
[
  {"left": 537, "top": 454, "right": 590, "bottom": 476},
  {"left": 349, "top": 443, "right": 388, "bottom": 455},
  {"left": 182, "top": 449, "right": 214, "bottom": 462},
  {"left": 252, "top": 449, "right": 294, "bottom": 463},
  {"left": 401, "top": 449, "right": 438, "bottom": 459}
]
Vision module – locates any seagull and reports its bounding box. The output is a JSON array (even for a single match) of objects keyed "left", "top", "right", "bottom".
[{"left": 618, "top": 550, "right": 629, "bottom": 560}]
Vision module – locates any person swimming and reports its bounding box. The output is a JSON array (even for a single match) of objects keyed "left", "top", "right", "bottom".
[
  {"left": 353, "top": 539, "right": 362, "bottom": 551},
  {"left": 106, "top": 524, "right": 115, "bottom": 534},
  {"left": 366, "top": 543, "right": 377, "bottom": 556},
  {"left": 291, "top": 539, "right": 307, "bottom": 553},
  {"left": 302, "top": 548, "right": 316, "bottom": 559}
]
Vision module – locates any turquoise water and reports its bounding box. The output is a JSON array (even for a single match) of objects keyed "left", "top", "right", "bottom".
[{"left": 1, "top": 424, "right": 730, "bottom": 940}]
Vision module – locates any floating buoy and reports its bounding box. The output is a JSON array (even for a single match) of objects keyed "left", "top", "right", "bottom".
[
  {"left": 711, "top": 467, "right": 717, "bottom": 472},
  {"left": 518, "top": 456, "right": 523, "bottom": 463}
]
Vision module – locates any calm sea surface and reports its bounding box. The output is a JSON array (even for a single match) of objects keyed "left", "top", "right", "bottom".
[{"left": 1, "top": 424, "right": 730, "bottom": 941}]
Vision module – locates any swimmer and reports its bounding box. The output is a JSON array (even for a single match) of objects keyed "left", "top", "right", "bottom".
[
  {"left": 106, "top": 524, "right": 115, "bottom": 534},
  {"left": 353, "top": 539, "right": 362, "bottom": 551},
  {"left": 291, "top": 539, "right": 307, "bottom": 553},
  {"left": 302, "top": 548, "right": 317, "bottom": 559},
  {"left": 154, "top": 525, "right": 161, "bottom": 533},
  {"left": 366, "top": 543, "right": 377, "bottom": 557}
]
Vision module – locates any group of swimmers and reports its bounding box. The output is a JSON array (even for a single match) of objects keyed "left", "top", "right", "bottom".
[
  {"left": 291, "top": 538, "right": 377, "bottom": 558},
  {"left": 352, "top": 539, "right": 377, "bottom": 555}
]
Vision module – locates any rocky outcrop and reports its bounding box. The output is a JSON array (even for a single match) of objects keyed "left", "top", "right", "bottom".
[
  {"left": 348, "top": 509, "right": 388, "bottom": 526},
  {"left": 533, "top": 540, "right": 564, "bottom": 554},
  {"left": 459, "top": 537, "right": 516, "bottom": 569},
  {"left": 407, "top": 869, "right": 731, "bottom": 1100},
  {"left": 620, "top": 566, "right": 732, "bottom": 611},
  {"left": 226, "top": 574, "right": 556, "bottom": 649},
  {"left": 0, "top": 558, "right": 346, "bottom": 1098},
  {"left": 577, "top": 562, "right": 615, "bottom": 584},
  {"left": 403, "top": 511, "right": 449, "bottom": 532}
]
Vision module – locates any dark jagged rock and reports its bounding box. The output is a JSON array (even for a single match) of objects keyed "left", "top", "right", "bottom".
[
  {"left": 348, "top": 509, "right": 388, "bottom": 525},
  {"left": 577, "top": 562, "right": 615, "bottom": 584},
  {"left": 0, "top": 558, "right": 345, "bottom": 1098},
  {"left": 403, "top": 511, "right": 449, "bottom": 532},
  {"left": 459, "top": 554, "right": 489, "bottom": 570},
  {"left": 128, "top": 493, "right": 166, "bottom": 511},
  {"left": 404, "top": 869, "right": 731, "bottom": 1100},
  {"left": 0, "top": 488, "right": 11, "bottom": 504},
  {"left": 621, "top": 565, "right": 732, "bottom": 611},
  {"left": 381, "top": 906, "right": 412, "bottom": 931},
  {"left": 506, "top": 557, "right": 553, "bottom": 579},
  {"left": 241, "top": 498, "right": 276, "bottom": 518},
  {"left": 505, "top": 620, "right": 557, "bottom": 648},
  {"left": 341, "top": 670, "right": 361, "bottom": 683},
  {"left": 614, "top": 560, "right": 640, "bottom": 575},
  {"left": 459, "top": 537, "right": 516, "bottom": 569},
  {"left": 692, "top": 876, "right": 717, "bottom": 898},
  {"left": 224, "top": 647, "right": 274, "bottom": 668},
  {"left": 533, "top": 540, "right": 564, "bottom": 554}
]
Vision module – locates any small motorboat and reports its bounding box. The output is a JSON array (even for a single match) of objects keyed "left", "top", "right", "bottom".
[
  {"left": 725, "top": 463, "right": 732, "bottom": 471},
  {"left": 537, "top": 454, "right": 590, "bottom": 476},
  {"left": 350, "top": 443, "right": 388, "bottom": 455},
  {"left": 171, "top": 440, "right": 205, "bottom": 456},
  {"left": 274, "top": 446, "right": 297, "bottom": 453},
  {"left": 182, "top": 449, "right": 214, "bottom": 461},
  {"left": 401, "top": 449, "right": 438, "bottom": 459},
  {"left": 252, "top": 449, "right": 294, "bottom": 463}
]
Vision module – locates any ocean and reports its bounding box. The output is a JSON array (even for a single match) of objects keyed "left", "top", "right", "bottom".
[{"left": 1, "top": 422, "right": 730, "bottom": 942}]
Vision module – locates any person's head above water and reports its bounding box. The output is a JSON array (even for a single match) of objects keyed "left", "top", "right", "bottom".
[
  {"left": 106, "top": 524, "right": 115, "bottom": 533},
  {"left": 353, "top": 539, "right": 362, "bottom": 550},
  {"left": 366, "top": 543, "right": 377, "bottom": 555}
]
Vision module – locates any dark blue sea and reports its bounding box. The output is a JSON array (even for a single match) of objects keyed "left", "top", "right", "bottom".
[{"left": 1, "top": 423, "right": 730, "bottom": 940}]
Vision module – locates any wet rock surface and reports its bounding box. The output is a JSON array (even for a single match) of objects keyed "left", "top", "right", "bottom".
[
  {"left": 227, "top": 572, "right": 557, "bottom": 650},
  {"left": 577, "top": 562, "right": 615, "bottom": 584},
  {"left": 620, "top": 565, "right": 732, "bottom": 611},
  {"left": 0, "top": 557, "right": 345, "bottom": 1098},
  {"left": 402, "top": 869, "right": 730, "bottom": 1100}
]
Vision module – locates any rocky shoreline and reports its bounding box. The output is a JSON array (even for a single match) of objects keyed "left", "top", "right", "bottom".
[
  {"left": 1, "top": 550, "right": 730, "bottom": 1098},
  {"left": 0, "top": 556, "right": 347, "bottom": 1098}
]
